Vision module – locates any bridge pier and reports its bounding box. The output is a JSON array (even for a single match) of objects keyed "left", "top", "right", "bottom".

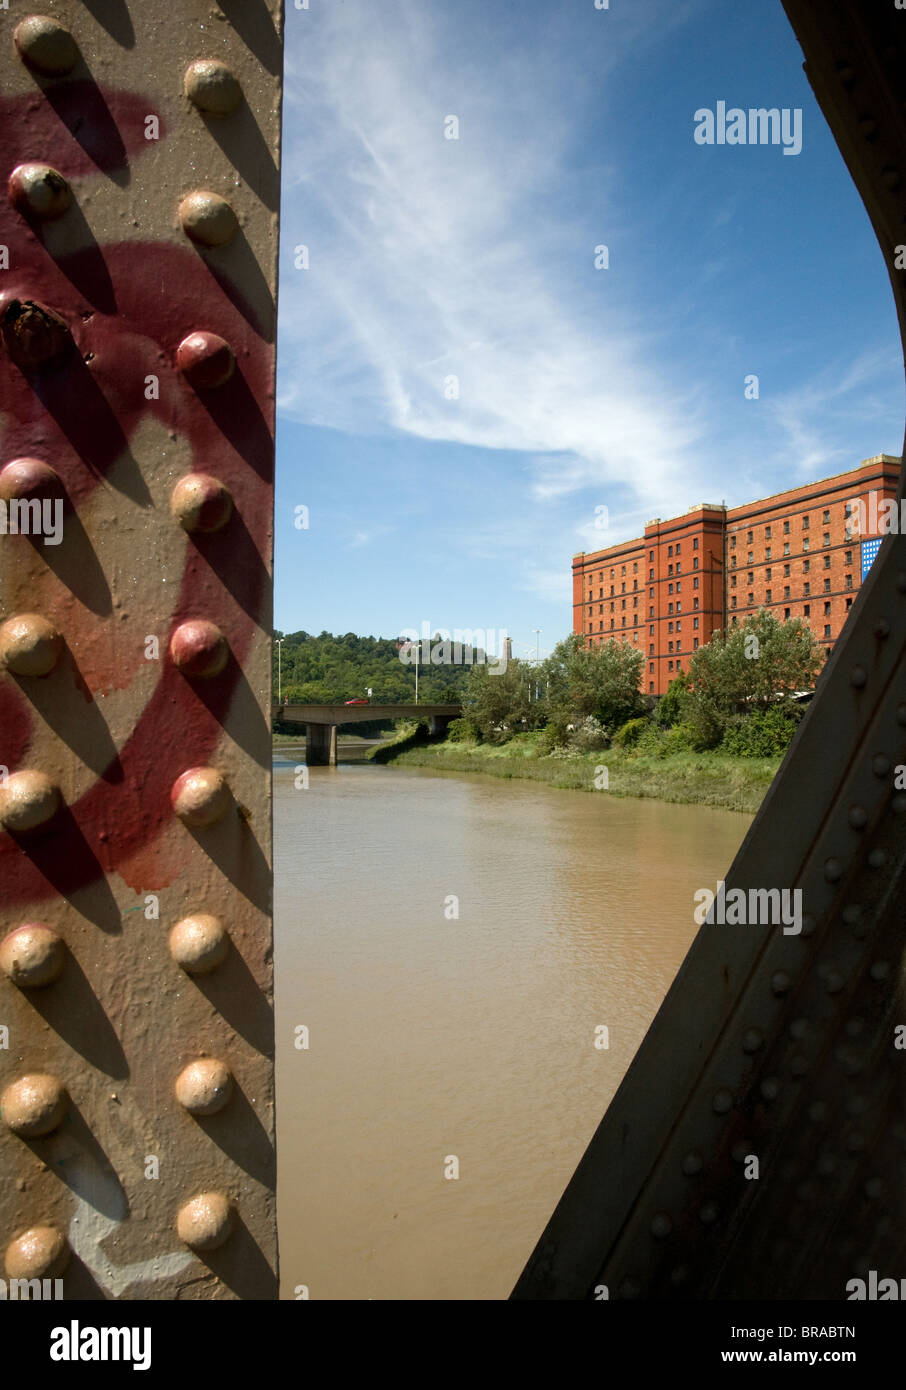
[
  {"left": 428, "top": 714, "right": 455, "bottom": 737},
  {"left": 306, "top": 723, "right": 337, "bottom": 766}
]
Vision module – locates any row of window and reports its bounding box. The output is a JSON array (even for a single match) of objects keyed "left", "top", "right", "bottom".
[
  {"left": 730, "top": 552, "right": 853, "bottom": 586},
  {"left": 731, "top": 575, "right": 852, "bottom": 606},
  {"left": 730, "top": 507, "right": 845, "bottom": 546}
]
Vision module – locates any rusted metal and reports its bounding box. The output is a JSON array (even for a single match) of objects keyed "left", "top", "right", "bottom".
[
  {"left": 514, "top": 0, "right": 906, "bottom": 1301},
  {"left": 0, "top": 1, "right": 283, "bottom": 1299}
]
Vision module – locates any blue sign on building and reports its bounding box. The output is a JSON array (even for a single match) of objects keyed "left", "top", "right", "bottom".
[{"left": 861, "top": 536, "right": 882, "bottom": 581}]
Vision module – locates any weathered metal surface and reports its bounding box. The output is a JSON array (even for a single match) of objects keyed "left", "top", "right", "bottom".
[
  {"left": 514, "top": 0, "right": 906, "bottom": 1300},
  {"left": 0, "top": 2, "right": 282, "bottom": 1298}
]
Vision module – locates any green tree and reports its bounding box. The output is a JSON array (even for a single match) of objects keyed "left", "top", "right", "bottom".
[
  {"left": 541, "top": 634, "right": 644, "bottom": 733},
  {"left": 461, "top": 658, "right": 540, "bottom": 742}
]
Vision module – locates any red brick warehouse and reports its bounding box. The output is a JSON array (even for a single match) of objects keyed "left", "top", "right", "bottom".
[{"left": 572, "top": 456, "right": 900, "bottom": 696}]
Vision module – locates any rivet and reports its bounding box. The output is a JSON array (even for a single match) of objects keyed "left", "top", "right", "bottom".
[
  {"left": 796, "top": 1180, "right": 818, "bottom": 1202},
  {"left": 170, "top": 620, "right": 229, "bottom": 679},
  {"left": 801, "top": 912, "right": 816, "bottom": 936},
  {"left": 874, "top": 618, "right": 890, "bottom": 639},
  {"left": 789, "top": 1018, "right": 808, "bottom": 1039},
  {"left": 618, "top": 1278, "right": 640, "bottom": 1300},
  {"left": 176, "top": 331, "right": 236, "bottom": 389},
  {"left": 825, "top": 969, "right": 845, "bottom": 993},
  {"left": 865, "top": 1177, "right": 883, "bottom": 1198},
  {"left": 790, "top": 1055, "right": 809, "bottom": 1076},
  {"left": 817, "top": 1153, "right": 836, "bottom": 1176},
  {"left": 699, "top": 1202, "right": 719, "bottom": 1225},
  {"left": 760, "top": 1077, "right": 779, "bottom": 1101},
  {"left": 771, "top": 971, "right": 790, "bottom": 995},
  {"left": 669, "top": 1265, "right": 689, "bottom": 1286},
  {"left": 174, "top": 1058, "right": 233, "bottom": 1115},
  {"left": 859, "top": 118, "right": 878, "bottom": 139},
  {"left": 170, "top": 767, "right": 231, "bottom": 828},
  {"left": 868, "top": 849, "right": 887, "bottom": 869},
  {"left": 178, "top": 191, "right": 239, "bottom": 247},
  {"left": 0, "top": 457, "right": 62, "bottom": 502},
  {"left": 176, "top": 1191, "right": 235, "bottom": 1251},
  {"left": 184, "top": 59, "right": 242, "bottom": 117},
  {"left": 4, "top": 1225, "right": 69, "bottom": 1279},
  {"left": 14, "top": 16, "right": 80, "bottom": 75},
  {"left": 897, "top": 705, "right": 906, "bottom": 727},
  {"left": 681, "top": 1151, "right": 703, "bottom": 1176},
  {"left": 8, "top": 163, "right": 72, "bottom": 221},
  {"left": 730, "top": 1140, "right": 751, "bottom": 1163},
  {"left": 836, "top": 63, "right": 855, "bottom": 83},
  {"left": 0, "top": 614, "right": 62, "bottom": 676},
  {"left": 807, "top": 1100, "right": 827, "bottom": 1123},
  {"left": 712, "top": 1088, "right": 733, "bottom": 1115},
  {"left": 872, "top": 754, "right": 890, "bottom": 777},
  {"left": 170, "top": 473, "right": 233, "bottom": 533},
  {"left": 845, "top": 1018, "right": 865, "bottom": 1038},
  {"left": 0, "top": 297, "right": 73, "bottom": 371},
  {"left": 842, "top": 904, "right": 862, "bottom": 925},
  {"left": 168, "top": 913, "right": 229, "bottom": 974},
  {"left": 0, "top": 924, "right": 65, "bottom": 988},
  {"left": 892, "top": 793, "right": 906, "bottom": 816},
  {"left": 848, "top": 805, "right": 867, "bottom": 831},
  {"left": 742, "top": 1027, "right": 763, "bottom": 1053},
  {"left": 850, "top": 665, "right": 867, "bottom": 689},
  {"left": 882, "top": 169, "right": 901, "bottom": 191},
  {"left": 869, "top": 960, "right": 889, "bottom": 981},
  {"left": 650, "top": 1212, "right": 672, "bottom": 1239},
  {"left": 0, "top": 770, "right": 61, "bottom": 834},
  {"left": 846, "top": 1092, "right": 868, "bottom": 1113},
  {"left": 824, "top": 857, "right": 843, "bottom": 882},
  {"left": 1, "top": 1073, "right": 67, "bottom": 1137},
  {"left": 847, "top": 1131, "right": 866, "bottom": 1153}
]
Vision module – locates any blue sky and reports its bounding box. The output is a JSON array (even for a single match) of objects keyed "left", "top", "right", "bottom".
[{"left": 274, "top": 0, "right": 904, "bottom": 663}]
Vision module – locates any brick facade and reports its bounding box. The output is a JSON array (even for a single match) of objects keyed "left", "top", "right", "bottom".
[{"left": 573, "top": 456, "right": 901, "bottom": 696}]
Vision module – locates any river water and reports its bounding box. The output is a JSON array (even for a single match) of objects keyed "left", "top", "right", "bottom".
[{"left": 273, "top": 744, "right": 751, "bottom": 1300}]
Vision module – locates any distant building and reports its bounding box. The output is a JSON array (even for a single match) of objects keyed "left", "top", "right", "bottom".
[{"left": 572, "top": 456, "right": 901, "bottom": 696}]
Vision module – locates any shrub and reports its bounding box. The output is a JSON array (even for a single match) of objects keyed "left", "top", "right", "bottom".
[
  {"left": 445, "top": 717, "right": 471, "bottom": 742},
  {"left": 721, "top": 707, "right": 798, "bottom": 758},
  {"left": 570, "top": 715, "right": 610, "bottom": 752},
  {"left": 613, "top": 716, "right": 650, "bottom": 749}
]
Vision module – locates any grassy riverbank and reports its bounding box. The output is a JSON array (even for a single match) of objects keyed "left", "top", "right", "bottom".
[{"left": 371, "top": 729, "right": 778, "bottom": 814}]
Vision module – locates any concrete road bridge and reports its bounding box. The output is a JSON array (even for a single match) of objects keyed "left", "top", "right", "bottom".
[{"left": 274, "top": 703, "right": 462, "bottom": 765}]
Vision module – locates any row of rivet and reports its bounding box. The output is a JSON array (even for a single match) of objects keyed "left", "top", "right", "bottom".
[{"left": 1, "top": 13, "right": 258, "bottom": 1277}]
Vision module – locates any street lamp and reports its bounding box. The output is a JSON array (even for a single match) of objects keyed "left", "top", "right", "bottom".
[
  {"left": 533, "top": 629, "right": 541, "bottom": 701},
  {"left": 275, "top": 637, "right": 284, "bottom": 704}
]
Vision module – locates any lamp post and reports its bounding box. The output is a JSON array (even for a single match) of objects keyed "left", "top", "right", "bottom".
[
  {"left": 275, "top": 637, "right": 284, "bottom": 704},
  {"left": 533, "top": 628, "right": 541, "bottom": 701}
]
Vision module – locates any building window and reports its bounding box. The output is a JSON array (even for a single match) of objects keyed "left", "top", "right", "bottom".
[
  {"left": 765, "top": 525, "right": 772, "bottom": 539},
  {"left": 693, "top": 537, "right": 699, "bottom": 550},
  {"left": 649, "top": 606, "right": 654, "bottom": 618},
  {"left": 804, "top": 582, "right": 810, "bottom": 596},
  {"left": 765, "top": 547, "right": 772, "bottom": 560},
  {"left": 668, "top": 641, "right": 673, "bottom": 653},
  {"left": 784, "top": 608, "right": 790, "bottom": 619},
  {"left": 730, "top": 575, "right": 737, "bottom": 588},
  {"left": 668, "top": 583, "right": 673, "bottom": 594},
  {"left": 823, "top": 510, "right": 830, "bottom": 524},
  {"left": 784, "top": 586, "right": 791, "bottom": 599},
  {"left": 610, "top": 619, "right": 615, "bottom": 629},
  {"left": 730, "top": 596, "right": 737, "bottom": 608},
  {"left": 649, "top": 644, "right": 654, "bottom": 655},
  {"left": 783, "top": 563, "right": 790, "bottom": 577},
  {"left": 693, "top": 556, "right": 699, "bottom": 570},
  {"left": 621, "top": 582, "right": 626, "bottom": 593},
  {"left": 693, "top": 576, "right": 699, "bottom": 590},
  {"left": 621, "top": 566, "right": 626, "bottom": 576},
  {"left": 667, "top": 545, "right": 673, "bottom": 557},
  {"left": 650, "top": 625, "right": 654, "bottom": 636},
  {"left": 823, "top": 533, "right": 830, "bottom": 547},
  {"left": 747, "top": 552, "right": 754, "bottom": 564},
  {"left": 693, "top": 617, "right": 699, "bottom": 629},
  {"left": 676, "top": 581, "right": 681, "bottom": 593},
  {"left": 824, "top": 601, "right": 831, "bottom": 615},
  {"left": 633, "top": 579, "right": 638, "bottom": 591},
  {"left": 693, "top": 597, "right": 699, "bottom": 610},
  {"left": 783, "top": 520, "right": 790, "bottom": 534},
  {"left": 634, "top": 615, "right": 638, "bottom": 626},
  {"left": 649, "top": 568, "right": 654, "bottom": 581},
  {"left": 730, "top": 556, "right": 736, "bottom": 568},
  {"left": 803, "top": 559, "right": 810, "bottom": 573},
  {"left": 845, "top": 574, "right": 852, "bottom": 589},
  {"left": 730, "top": 535, "right": 736, "bottom": 549},
  {"left": 823, "top": 579, "right": 831, "bottom": 593},
  {"left": 802, "top": 515, "right": 809, "bottom": 529},
  {"left": 783, "top": 543, "right": 790, "bottom": 556},
  {"left": 649, "top": 681, "right": 654, "bottom": 692},
  {"left": 845, "top": 550, "right": 852, "bottom": 566},
  {"left": 803, "top": 604, "right": 810, "bottom": 617},
  {"left": 824, "top": 624, "right": 831, "bottom": 638},
  {"left": 747, "top": 530, "right": 753, "bottom": 543},
  {"left": 845, "top": 597, "right": 852, "bottom": 610},
  {"left": 649, "top": 551, "right": 654, "bottom": 563},
  {"left": 633, "top": 562, "right": 638, "bottom": 573},
  {"left": 668, "top": 660, "right": 673, "bottom": 671},
  {"left": 803, "top": 538, "right": 810, "bottom": 551},
  {"left": 748, "top": 571, "right": 754, "bottom": 584},
  {"left": 610, "top": 602, "right": 614, "bottom": 612},
  {"left": 693, "top": 638, "right": 699, "bottom": 650},
  {"left": 668, "top": 621, "right": 673, "bottom": 633},
  {"left": 823, "top": 554, "right": 831, "bottom": 569},
  {"left": 676, "top": 542, "right": 681, "bottom": 554},
  {"left": 676, "top": 620, "right": 682, "bottom": 632},
  {"left": 747, "top": 592, "right": 754, "bottom": 605},
  {"left": 668, "top": 602, "right": 674, "bottom": 614},
  {"left": 676, "top": 601, "right": 681, "bottom": 612},
  {"left": 622, "top": 616, "right": 626, "bottom": 626},
  {"left": 766, "top": 589, "right": 772, "bottom": 603},
  {"left": 676, "top": 562, "right": 681, "bottom": 574},
  {"left": 610, "top": 585, "right": 614, "bottom": 596},
  {"left": 633, "top": 596, "right": 638, "bottom": 607},
  {"left": 765, "top": 568, "right": 772, "bottom": 581}
]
